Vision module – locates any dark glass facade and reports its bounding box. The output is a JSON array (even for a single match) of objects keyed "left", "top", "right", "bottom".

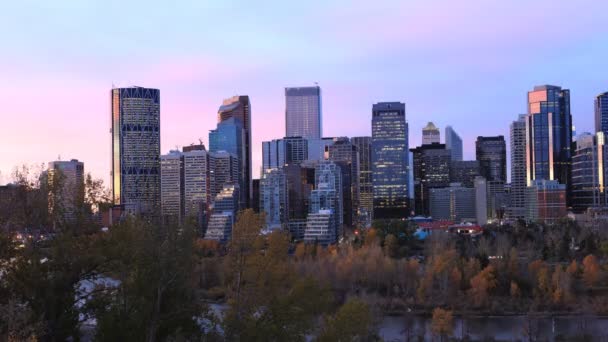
[
  {"left": 328, "top": 137, "right": 359, "bottom": 227},
  {"left": 410, "top": 143, "right": 451, "bottom": 216},
  {"left": 595, "top": 92, "right": 608, "bottom": 136},
  {"left": 285, "top": 86, "right": 322, "bottom": 139},
  {"left": 476, "top": 136, "right": 507, "bottom": 182},
  {"left": 450, "top": 160, "right": 480, "bottom": 188},
  {"left": 526, "top": 85, "right": 572, "bottom": 203},
  {"left": 352, "top": 136, "right": 372, "bottom": 224},
  {"left": 111, "top": 87, "right": 161, "bottom": 216},
  {"left": 209, "top": 117, "right": 246, "bottom": 209},
  {"left": 371, "top": 102, "right": 410, "bottom": 219},
  {"left": 572, "top": 133, "right": 607, "bottom": 213}
]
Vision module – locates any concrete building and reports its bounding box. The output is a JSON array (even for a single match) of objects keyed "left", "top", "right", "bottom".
[
  {"left": 509, "top": 115, "right": 527, "bottom": 219},
  {"left": 429, "top": 183, "right": 476, "bottom": 223},
  {"left": 111, "top": 87, "right": 161, "bottom": 216},
  {"left": 160, "top": 151, "right": 183, "bottom": 221},
  {"left": 475, "top": 177, "right": 488, "bottom": 225}
]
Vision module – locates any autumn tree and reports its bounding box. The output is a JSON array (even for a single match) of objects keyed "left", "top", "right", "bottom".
[
  {"left": 317, "top": 299, "right": 374, "bottom": 342},
  {"left": 468, "top": 265, "right": 497, "bottom": 308},
  {"left": 431, "top": 307, "right": 454, "bottom": 341},
  {"left": 583, "top": 254, "right": 601, "bottom": 288}
]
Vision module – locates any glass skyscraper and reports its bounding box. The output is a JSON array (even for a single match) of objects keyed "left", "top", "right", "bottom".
[
  {"left": 371, "top": 102, "right": 410, "bottom": 219},
  {"left": 111, "top": 86, "right": 161, "bottom": 216},
  {"left": 217, "top": 96, "right": 251, "bottom": 208},
  {"left": 572, "top": 132, "right": 607, "bottom": 213},
  {"left": 285, "top": 86, "right": 322, "bottom": 139},
  {"left": 445, "top": 126, "right": 463, "bottom": 161},
  {"left": 595, "top": 92, "right": 608, "bottom": 136},
  {"left": 509, "top": 115, "right": 527, "bottom": 218},
  {"left": 476, "top": 136, "right": 507, "bottom": 182},
  {"left": 525, "top": 85, "right": 572, "bottom": 202},
  {"left": 209, "top": 117, "right": 246, "bottom": 209},
  {"left": 352, "top": 136, "right": 372, "bottom": 225}
]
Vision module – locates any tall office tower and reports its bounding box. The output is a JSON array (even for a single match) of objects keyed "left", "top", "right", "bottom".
[
  {"left": 526, "top": 85, "right": 573, "bottom": 202},
  {"left": 307, "top": 137, "right": 334, "bottom": 161},
  {"left": 572, "top": 132, "right": 607, "bottom": 213},
  {"left": 285, "top": 163, "right": 315, "bottom": 240},
  {"left": 328, "top": 137, "right": 359, "bottom": 227},
  {"left": 204, "top": 183, "right": 239, "bottom": 242},
  {"left": 525, "top": 179, "right": 567, "bottom": 223},
  {"left": 285, "top": 86, "right": 322, "bottom": 139},
  {"left": 371, "top": 102, "right": 410, "bottom": 219},
  {"left": 445, "top": 126, "right": 463, "bottom": 161},
  {"left": 259, "top": 168, "right": 288, "bottom": 230},
  {"left": 450, "top": 160, "right": 480, "bottom": 188},
  {"left": 217, "top": 96, "right": 252, "bottom": 208},
  {"left": 251, "top": 179, "right": 260, "bottom": 213},
  {"left": 422, "top": 122, "right": 440, "bottom": 145},
  {"left": 208, "top": 151, "right": 239, "bottom": 200},
  {"left": 352, "top": 136, "right": 373, "bottom": 225},
  {"left": 160, "top": 151, "right": 184, "bottom": 221},
  {"left": 510, "top": 115, "right": 527, "bottom": 218},
  {"left": 262, "top": 136, "right": 309, "bottom": 172},
  {"left": 429, "top": 183, "right": 476, "bottom": 222},
  {"left": 111, "top": 87, "right": 161, "bottom": 216},
  {"left": 46, "top": 159, "right": 85, "bottom": 224},
  {"left": 595, "top": 92, "right": 608, "bottom": 135},
  {"left": 474, "top": 177, "right": 488, "bottom": 225},
  {"left": 209, "top": 117, "right": 246, "bottom": 209},
  {"left": 476, "top": 136, "right": 507, "bottom": 182},
  {"left": 182, "top": 146, "right": 209, "bottom": 222},
  {"left": 487, "top": 180, "right": 508, "bottom": 220},
  {"left": 410, "top": 143, "right": 451, "bottom": 216},
  {"left": 308, "top": 161, "right": 342, "bottom": 243}
]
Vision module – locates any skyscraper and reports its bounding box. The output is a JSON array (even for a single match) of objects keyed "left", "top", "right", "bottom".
[
  {"left": 328, "top": 137, "right": 359, "bottom": 227},
  {"left": 208, "top": 151, "right": 239, "bottom": 200},
  {"left": 422, "top": 122, "right": 440, "bottom": 145},
  {"left": 209, "top": 117, "right": 246, "bottom": 208},
  {"left": 352, "top": 136, "right": 372, "bottom": 225},
  {"left": 525, "top": 85, "right": 572, "bottom": 201},
  {"left": 410, "top": 143, "right": 451, "bottom": 216},
  {"left": 160, "top": 150, "right": 183, "bottom": 221},
  {"left": 450, "top": 160, "right": 480, "bottom": 188},
  {"left": 307, "top": 161, "right": 342, "bottom": 243},
  {"left": 595, "top": 92, "right": 608, "bottom": 135},
  {"left": 259, "top": 168, "right": 288, "bottom": 230},
  {"left": 572, "top": 132, "right": 607, "bottom": 213},
  {"left": 261, "top": 136, "right": 308, "bottom": 172},
  {"left": 510, "top": 115, "right": 527, "bottom": 218},
  {"left": 111, "top": 87, "right": 161, "bottom": 216},
  {"left": 285, "top": 86, "right": 322, "bottom": 139},
  {"left": 445, "top": 126, "right": 463, "bottom": 161},
  {"left": 372, "top": 102, "right": 410, "bottom": 219},
  {"left": 217, "top": 95, "right": 252, "bottom": 208},
  {"left": 46, "top": 159, "right": 85, "bottom": 224},
  {"left": 476, "top": 136, "right": 507, "bottom": 182}
]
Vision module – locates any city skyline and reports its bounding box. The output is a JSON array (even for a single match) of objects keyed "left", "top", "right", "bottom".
[{"left": 1, "top": 1, "right": 608, "bottom": 185}]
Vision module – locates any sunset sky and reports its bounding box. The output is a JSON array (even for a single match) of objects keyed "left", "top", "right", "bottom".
[{"left": 1, "top": 0, "right": 607, "bottom": 185}]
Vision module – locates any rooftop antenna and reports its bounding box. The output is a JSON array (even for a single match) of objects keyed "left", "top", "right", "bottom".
[{"left": 199, "top": 138, "right": 203, "bottom": 146}]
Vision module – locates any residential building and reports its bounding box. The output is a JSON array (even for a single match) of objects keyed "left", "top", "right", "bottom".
[
  {"left": 160, "top": 151, "right": 183, "bottom": 221},
  {"left": 111, "top": 86, "right": 161, "bottom": 216},
  {"left": 509, "top": 115, "right": 527, "bottom": 218},
  {"left": 372, "top": 102, "right": 410, "bottom": 219}
]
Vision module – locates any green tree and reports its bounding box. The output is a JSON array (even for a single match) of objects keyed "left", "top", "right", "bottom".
[{"left": 317, "top": 299, "right": 374, "bottom": 342}]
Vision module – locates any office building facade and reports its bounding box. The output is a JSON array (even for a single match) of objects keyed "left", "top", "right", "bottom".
[
  {"left": 422, "top": 122, "right": 440, "bottom": 145},
  {"left": 411, "top": 143, "right": 451, "bottom": 216},
  {"left": 595, "top": 92, "right": 608, "bottom": 136},
  {"left": 352, "top": 136, "right": 373, "bottom": 225},
  {"left": 285, "top": 86, "right": 322, "bottom": 139},
  {"left": 259, "top": 168, "right": 288, "bottom": 230},
  {"left": 476, "top": 136, "right": 507, "bottom": 182},
  {"left": 572, "top": 132, "right": 607, "bottom": 213},
  {"left": 371, "top": 102, "right": 410, "bottom": 218},
  {"left": 111, "top": 87, "right": 161, "bottom": 215},
  {"left": 510, "top": 115, "right": 527, "bottom": 218},
  {"left": 445, "top": 126, "right": 463, "bottom": 161}
]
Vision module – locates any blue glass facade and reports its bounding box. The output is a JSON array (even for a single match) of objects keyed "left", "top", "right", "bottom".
[
  {"left": 526, "top": 85, "right": 572, "bottom": 203},
  {"left": 209, "top": 117, "right": 246, "bottom": 209},
  {"left": 371, "top": 102, "right": 409, "bottom": 219},
  {"left": 595, "top": 92, "right": 608, "bottom": 136}
]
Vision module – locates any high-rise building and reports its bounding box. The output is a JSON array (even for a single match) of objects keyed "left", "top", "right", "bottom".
[
  {"left": 285, "top": 86, "right": 322, "bottom": 139},
  {"left": 595, "top": 92, "right": 608, "bottom": 135},
  {"left": 410, "top": 143, "right": 451, "bottom": 216},
  {"left": 304, "top": 210, "right": 336, "bottom": 246},
  {"left": 422, "top": 122, "right": 440, "bottom": 145},
  {"left": 205, "top": 183, "right": 239, "bottom": 242},
  {"left": 208, "top": 151, "right": 239, "bottom": 200},
  {"left": 309, "top": 161, "right": 343, "bottom": 241},
  {"left": 210, "top": 117, "right": 246, "bottom": 209},
  {"left": 525, "top": 179, "right": 567, "bottom": 223},
  {"left": 259, "top": 168, "right": 288, "bottom": 231},
  {"left": 371, "top": 102, "right": 410, "bottom": 219},
  {"left": 328, "top": 137, "right": 359, "bottom": 227},
  {"left": 183, "top": 146, "right": 209, "bottom": 223},
  {"left": 474, "top": 177, "right": 488, "bottom": 225},
  {"left": 261, "top": 136, "right": 308, "bottom": 172},
  {"left": 450, "top": 160, "right": 480, "bottom": 188},
  {"left": 476, "top": 136, "right": 507, "bottom": 182},
  {"left": 445, "top": 126, "right": 463, "bottom": 161},
  {"left": 572, "top": 132, "right": 607, "bottom": 213},
  {"left": 307, "top": 137, "right": 334, "bottom": 161},
  {"left": 111, "top": 87, "right": 161, "bottom": 216},
  {"left": 526, "top": 85, "right": 572, "bottom": 202},
  {"left": 429, "top": 183, "right": 476, "bottom": 222},
  {"left": 160, "top": 151, "right": 183, "bottom": 221},
  {"left": 284, "top": 163, "right": 315, "bottom": 222},
  {"left": 46, "top": 159, "right": 85, "bottom": 224},
  {"left": 352, "top": 136, "right": 373, "bottom": 226},
  {"left": 510, "top": 115, "right": 527, "bottom": 218},
  {"left": 252, "top": 179, "right": 260, "bottom": 213}
]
